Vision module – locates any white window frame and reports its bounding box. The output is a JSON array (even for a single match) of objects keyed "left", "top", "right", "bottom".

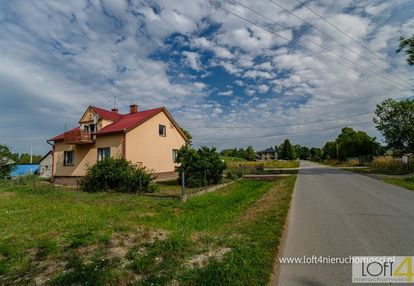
[{"left": 97, "top": 147, "right": 110, "bottom": 161}]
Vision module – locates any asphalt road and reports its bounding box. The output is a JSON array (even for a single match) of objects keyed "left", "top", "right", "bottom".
[{"left": 276, "top": 161, "right": 414, "bottom": 286}]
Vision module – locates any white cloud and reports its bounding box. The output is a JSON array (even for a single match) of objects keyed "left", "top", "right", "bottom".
[
  {"left": 258, "top": 84, "right": 270, "bottom": 93},
  {"left": 218, "top": 90, "right": 234, "bottom": 96},
  {"left": 183, "top": 51, "right": 202, "bottom": 70}
]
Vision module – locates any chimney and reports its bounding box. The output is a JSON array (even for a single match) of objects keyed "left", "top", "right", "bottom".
[
  {"left": 111, "top": 108, "right": 119, "bottom": 113},
  {"left": 129, "top": 104, "right": 138, "bottom": 114}
]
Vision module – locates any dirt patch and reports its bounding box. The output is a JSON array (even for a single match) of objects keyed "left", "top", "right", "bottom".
[
  {"left": 107, "top": 228, "right": 169, "bottom": 259},
  {"left": 33, "top": 260, "right": 66, "bottom": 285},
  {"left": 186, "top": 247, "right": 231, "bottom": 269},
  {"left": 0, "top": 191, "right": 15, "bottom": 197}
]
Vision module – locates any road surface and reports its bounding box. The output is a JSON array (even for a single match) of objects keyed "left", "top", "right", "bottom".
[{"left": 276, "top": 161, "right": 414, "bottom": 285}]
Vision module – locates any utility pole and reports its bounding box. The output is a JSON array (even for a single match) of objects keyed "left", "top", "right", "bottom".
[{"left": 30, "top": 145, "right": 33, "bottom": 164}]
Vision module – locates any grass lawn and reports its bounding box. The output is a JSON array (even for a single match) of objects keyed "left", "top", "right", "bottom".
[
  {"left": 383, "top": 177, "right": 414, "bottom": 191},
  {"left": 0, "top": 176, "right": 296, "bottom": 285}
]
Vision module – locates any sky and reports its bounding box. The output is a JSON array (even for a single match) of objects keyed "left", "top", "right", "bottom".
[{"left": 0, "top": 0, "right": 413, "bottom": 155}]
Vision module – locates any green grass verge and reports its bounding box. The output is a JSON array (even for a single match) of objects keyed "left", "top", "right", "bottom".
[
  {"left": 0, "top": 177, "right": 296, "bottom": 285},
  {"left": 383, "top": 177, "right": 414, "bottom": 191}
]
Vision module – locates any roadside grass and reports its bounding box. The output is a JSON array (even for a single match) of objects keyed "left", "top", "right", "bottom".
[
  {"left": 0, "top": 176, "right": 296, "bottom": 285},
  {"left": 227, "top": 160, "right": 299, "bottom": 171},
  {"left": 383, "top": 177, "right": 414, "bottom": 191},
  {"left": 150, "top": 178, "right": 233, "bottom": 197}
]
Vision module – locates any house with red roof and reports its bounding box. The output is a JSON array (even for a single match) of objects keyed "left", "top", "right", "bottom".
[{"left": 48, "top": 104, "right": 188, "bottom": 185}]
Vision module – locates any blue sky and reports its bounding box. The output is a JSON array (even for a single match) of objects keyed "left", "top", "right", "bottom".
[{"left": 0, "top": 0, "right": 413, "bottom": 155}]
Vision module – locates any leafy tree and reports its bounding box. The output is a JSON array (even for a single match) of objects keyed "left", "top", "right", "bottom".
[
  {"left": 16, "top": 153, "right": 42, "bottom": 164},
  {"left": 397, "top": 35, "right": 414, "bottom": 66},
  {"left": 374, "top": 98, "right": 414, "bottom": 153},
  {"left": 181, "top": 128, "right": 193, "bottom": 145},
  {"left": 220, "top": 146, "right": 255, "bottom": 161},
  {"left": 245, "top": 146, "right": 255, "bottom": 161},
  {"left": 322, "top": 141, "right": 337, "bottom": 160},
  {"left": 295, "top": 145, "right": 311, "bottom": 160},
  {"left": 279, "top": 139, "right": 297, "bottom": 160},
  {"left": 176, "top": 145, "right": 226, "bottom": 187},
  {"left": 310, "top": 147, "right": 323, "bottom": 162},
  {"left": 335, "top": 127, "right": 378, "bottom": 160},
  {"left": 0, "top": 144, "right": 15, "bottom": 177}
]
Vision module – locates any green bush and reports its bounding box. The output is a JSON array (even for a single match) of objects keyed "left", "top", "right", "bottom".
[
  {"left": 226, "top": 170, "right": 243, "bottom": 180},
  {"left": 175, "top": 145, "right": 226, "bottom": 188},
  {"left": 80, "top": 158, "right": 154, "bottom": 193}
]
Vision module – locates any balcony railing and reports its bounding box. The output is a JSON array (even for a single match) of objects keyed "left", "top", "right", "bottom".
[{"left": 64, "top": 129, "right": 94, "bottom": 144}]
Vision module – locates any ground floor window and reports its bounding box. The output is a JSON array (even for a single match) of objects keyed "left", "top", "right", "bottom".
[
  {"left": 172, "top": 149, "right": 178, "bottom": 161},
  {"left": 98, "top": 147, "right": 110, "bottom": 161},
  {"left": 64, "top": 151, "right": 74, "bottom": 166}
]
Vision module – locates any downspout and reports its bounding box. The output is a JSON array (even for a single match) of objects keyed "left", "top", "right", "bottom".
[{"left": 47, "top": 139, "right": 54, "bottom": 182}]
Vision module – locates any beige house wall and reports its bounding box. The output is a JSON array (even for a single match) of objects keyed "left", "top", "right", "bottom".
[
  {"left": 125, "top": 111, "right": 186, "bottom": 173},
  {"left": 53, "top": 134, "right": 124, "bottom": 177}
]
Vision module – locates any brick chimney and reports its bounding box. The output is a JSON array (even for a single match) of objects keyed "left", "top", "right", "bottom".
[
  {"left": 129, "top": 104, "right": 138, "bottom": 114},
  {"left": 111, "top": 108, "right": 119, "bottom": 113}
]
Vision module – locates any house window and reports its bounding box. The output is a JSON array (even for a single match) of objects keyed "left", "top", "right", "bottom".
[
  {"left": 159, "top": 124, "right": 166, "bottom": 137},
  {"left": 172, "top": 149, "right": 178, "bottom": 161},
  {"left": 64, "top": 151, "right": 74, "bottom": 166},
  {"left": 98, "top": 147, "right": 110, "bottom": 161}
]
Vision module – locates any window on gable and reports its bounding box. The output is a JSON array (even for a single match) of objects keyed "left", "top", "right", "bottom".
[
  {"left": 159, "top": 124, "right": 166, "bottom": 137},
  {"left": 64, "top": 151, "right": 74, "bottom": 166},
  {"left": 97, "top": 147, "right": 110, "bottom": 161}
]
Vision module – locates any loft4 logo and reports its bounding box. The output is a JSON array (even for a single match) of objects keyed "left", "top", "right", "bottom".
[{"left": 352, "top": 256, "right": 414, "bottom": 283}]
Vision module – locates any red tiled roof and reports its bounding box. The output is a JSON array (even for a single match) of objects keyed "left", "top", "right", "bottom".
[
  {"left": 49, "top": 107, "right": 165, "bottom": 141},
  {"left": 95, "top": 108, "right": 164, "bottom": 135},
  {"left": 90, "top": 106, "right": 123, "bottom": 122},
  {"left": 49, "top": 127, "right": 80, "bottom": 141}
]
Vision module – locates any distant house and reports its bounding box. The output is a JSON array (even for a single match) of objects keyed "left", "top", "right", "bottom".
[
  {"left": 48, "top": 104, "right": 188, "bottom": 185},
  {"left": 0, "top": 155, "right": 14, "bottom": 166},
  {"left": 256, "top": 147, "right": 277, "bottom": 161},
  {"left": 39, "top": 151, "right": 52, "bottom": 178}
]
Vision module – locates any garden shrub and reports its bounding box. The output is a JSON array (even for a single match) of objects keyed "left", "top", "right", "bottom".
[
  {"left": 80, "top": 158, "right": 154, "bottom": 193},
  {"left": 175, "top": 145, "right": 226, "bottom": 188}
]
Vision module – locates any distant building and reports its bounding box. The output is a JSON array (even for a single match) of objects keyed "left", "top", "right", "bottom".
[
  {"left": 39, "top": 151, "right": 52, "bottom": 178},
  {"left": 11, "top": 164, "right": 39, "bottom": 177},
  {"left": 256, "top": 147, "right": 277, "bottom": 161}
]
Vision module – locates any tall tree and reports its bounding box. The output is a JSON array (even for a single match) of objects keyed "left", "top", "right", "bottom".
[
  {"left": 279, "top": 139, "right": 297, "bottom": 160},
  {"left": 335, "top": 127, "right": 378, "bottom": 160},
  {"left": 397, "top": 35, "right": 414, "bottom": 66},
  {"left": 374, "top": 98, "right": 414, "bottom": 153}
]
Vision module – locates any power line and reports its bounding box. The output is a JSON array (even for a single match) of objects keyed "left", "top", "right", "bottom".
[
  {"left": 202, "top": 118, "right": 371, "bottom": 141},
  {"left": 296, "top": 0, "right": 413, "bottom": 81},
  {"left": 228, "top": 0, "right": 409, "bottom": 91},
  {"left": 266, "top": 0, "right": 412, "bottom": 87},
  {"left": 205, "top": 0, "right": 411, "bottom": 90}
]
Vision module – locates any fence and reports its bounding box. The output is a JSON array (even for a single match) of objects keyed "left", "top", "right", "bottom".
[{"left": 0, "top": 174, "right": 52, "bottom": 191}]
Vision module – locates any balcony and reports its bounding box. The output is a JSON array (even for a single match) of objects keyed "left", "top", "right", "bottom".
[{"left": 64, "top": 129, "right": 94, "bottom": 144}]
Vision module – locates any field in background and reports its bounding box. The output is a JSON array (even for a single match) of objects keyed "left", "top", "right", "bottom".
[
  {"left": 220, "top": 156, "right": 246, "bottom": 162},
  {"left": 0, "top": 176, "right": 296, "bottom": 285}
]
